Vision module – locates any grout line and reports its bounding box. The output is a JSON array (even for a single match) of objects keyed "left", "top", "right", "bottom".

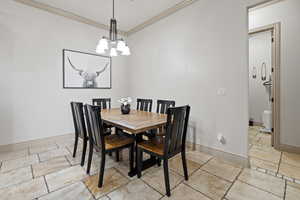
[
  {"left": 54, "top": 142, "right": 60, "bottom": 149},
  {"left": 238, "top": 179, "right": 285, "bottom": 198},
  {"left": 93, "top": 167, "right": 132, "bottom": 198},
  {"left": 65, "top": 145, "right": 73, "bottom": 155},
  {"left": 252, "top": 164, "right": 300, "bottom": 184},
  {"left": 249, "top": 154, "right": 281, "bottom": 168},
  {"left": 171, "top": 178, "right": 185, "bottom": 191},
  {"left": 112, "top": 166, "right": 131, "bottom": 182},
  {"left": 277, "top": 151, "right": 283, "bottom": 174},
  {"left": 140, "top": 178, "right": 165, "bottom": 197},
  {"left": 43, "top": 176, "right": 50, "bottom": 193},
  {"left": 27, "top": 146, "right": 30, "bottom": 156},
  {"left": 81, "top": 180, "right": 97, "bottom": 200},
  {"left": 106, "top": 195, "right": 112, "bottom": 200},
  {"left": 158, "top": 195, "right": 165, "bottom": 200},
  {"left": 168, "top": 155, "right": 212, "bottom": 179},
  {"left": 157, "top": 177, "right": 185, "bottom": 200},
  {"left": 65, "top": 155, "right": 72, "bottom": 166},
  {"left": 113, "top": 166, "right": 132, "bottom": 181},
  {"left": 199, "top": 167, "right": 236, "bottom": 184},
  {"left": 37, "top": 153, "right": 41, "bottom": 163},
  {"left": 40, "top": 168, "right": 90, "bottom": 197},
  {"left": 283, "top": 180, "right": 287, "bottom": 200},
  {"left": 37, "top": 181, "right": 81, "bottom": 199},
  {"left": 30, "top": 165, "right": 35, "bottom": 179},
  {"left": 183, "top": 182, "right": 214, "bottom": 200},
  {"left": 221, "top": 168, "right": 243, "bottom": 199}
]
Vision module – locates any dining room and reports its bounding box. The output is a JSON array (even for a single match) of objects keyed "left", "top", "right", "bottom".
[{"left": 1, "top": 0, "right": 300, "bottom": 199}]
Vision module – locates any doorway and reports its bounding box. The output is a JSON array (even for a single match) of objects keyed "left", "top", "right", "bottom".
[{"left": 248, "top": 23, "right": 280, "bottom": 150}]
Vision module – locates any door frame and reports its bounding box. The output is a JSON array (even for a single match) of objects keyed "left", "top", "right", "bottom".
[{"left": 248, "top": 22, "right": 281, "bottom": 148}]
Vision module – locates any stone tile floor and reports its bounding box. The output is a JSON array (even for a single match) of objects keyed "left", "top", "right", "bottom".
[
  {"left": 248, "top": 126, "right": 300, "bottom": 183},
  {"left": 0, "top": 133, "right": 299, "bottom": 200}
]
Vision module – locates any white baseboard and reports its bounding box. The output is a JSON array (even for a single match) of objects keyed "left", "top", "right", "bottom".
[
  {"left": 186, "top": 141, "right": 249, "bottom": 168},
  {"left": 277, "top": 144, "right": 300, "bottom": 154}
]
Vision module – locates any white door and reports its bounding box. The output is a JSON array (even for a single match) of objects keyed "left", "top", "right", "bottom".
[{"left": 249, "top": 31, "right": 272, "bottom": 125}]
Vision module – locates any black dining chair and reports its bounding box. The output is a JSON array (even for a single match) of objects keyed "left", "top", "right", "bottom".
[
  {"left": 70, "top": 102, "right": 89, "bottom": 166},
  {"left": 92, "top": 98, "right": 114, "bottom": 131},
  {"left": 92, "top": 98, "right": 118, "bottom": 159},
  {"left": 137, "top": 98, "right": 153, "bottom": 112},
  {"left": 137, "top": 105, "right": 190, "bottom": 197},
  {"left": 84, "top": 104, "right": 135, "bottom": 187},
  {"left": 92, "top": 98, "right": 111, "bottom": 109},
  {"left": 156, "top": 100, "right": 176, "bottom": 114},
  {"left": 151, "top": 100, "right": 176, "bottom": 165},
  {"left": 144, "top": 100, "right": 176, "bottom": 140}
]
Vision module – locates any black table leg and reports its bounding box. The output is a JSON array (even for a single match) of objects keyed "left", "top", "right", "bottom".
[
  {"left": 128, "top": 134, "right": 158, "bottom": 177},
  {"left": 128, "top": 157, "right": 157, "bottom": 177}
]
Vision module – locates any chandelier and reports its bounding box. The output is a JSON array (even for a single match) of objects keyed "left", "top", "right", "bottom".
[{"left": 96, "top": 0, "right": 130, "bottom": 56}]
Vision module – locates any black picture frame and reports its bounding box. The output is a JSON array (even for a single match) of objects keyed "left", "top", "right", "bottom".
[{"left": 63, "top": 49, "right": 112, "bottom": 89}]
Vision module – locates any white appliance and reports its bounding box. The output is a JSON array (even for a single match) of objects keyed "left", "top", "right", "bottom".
[{"left": 260, "top": 110, "right": 272, "bottom": 133}]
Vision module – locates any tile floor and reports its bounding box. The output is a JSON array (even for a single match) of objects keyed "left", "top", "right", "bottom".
[
  {"left": 248, "top": 126, "right": 300, "bottom": 183},
  {"left": 0, "top": 133, "right": 299, "bottom": 200}
]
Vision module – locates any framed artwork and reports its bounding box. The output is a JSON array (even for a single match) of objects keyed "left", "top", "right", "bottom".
[{"left": 63, "top": 49, "right": 111, "bottom": 89}]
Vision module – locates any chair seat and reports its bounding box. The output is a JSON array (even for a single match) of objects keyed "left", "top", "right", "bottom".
[
  {"left": 138, "top": 137, "right": 164, "bottom": 156},
  {"left": 144, "top": 128, "right": 165, "bottom": 139},
  {"left": 105, "top": 134, "right": 134, "bottom": 150}
]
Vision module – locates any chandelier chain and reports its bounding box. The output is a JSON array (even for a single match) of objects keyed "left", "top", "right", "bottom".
[{"left": 112, "top": 0, "right": 115, "bottom": 19}]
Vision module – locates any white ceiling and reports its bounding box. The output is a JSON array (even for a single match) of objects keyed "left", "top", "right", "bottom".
[{"left": 34, "top": 0, "right": 183, "bottom": 31}]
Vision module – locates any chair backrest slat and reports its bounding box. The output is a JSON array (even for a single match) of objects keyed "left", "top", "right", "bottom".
[
  {"left": 92, "top": 98, "right": 111, "bottom": 109},
  {"left": 164, "top": 105, "right": 190, "bottom": 157},
  {"left": 137, "top": 98, "right": 153, "bottom": 112},
  {"left": 71, "top": 102, "right": 79, "bottom": 136},
  {"left": 84, "top": 104, "right": 105, "bottom": 150},
  {"left": 156, "top": 100, "right": 175, "bottom": 114},
  {"left": 70, "top": 102, "right": 88, "bottom": 140}
]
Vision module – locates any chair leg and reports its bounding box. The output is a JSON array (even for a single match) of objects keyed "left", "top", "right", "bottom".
[
  {"left": 181, "top": 151, "right": 189, "bottom": 181},
  {"left": 108, "top": 129, "right": 112, "bottom": 156},
  {"left": 137, "top": 148, "right": 143, "bottom": 178},
  {"left": 157, "top": 158, "right": 161, "bottom": 167},
  {"left": 98, "top": 153, "right": 106, "bottom": 188},
  {"left": 163, "top": 159, "right": 171, "bottom": 197},
  {"left": 116, "top": 150, "right": 120, "bottom": 162},
  {"left": 129, "top": 144, "right": 134, "bottom": 172},
  {"left": 114, "top": 128, "right": 120, "bottom": 161},
  {"left": 86, "top": 143, "right": 93, "bottom": 174},
  {"left": 81, "top": 139, "right": 88, "bottom": 166},
  {"left": 72, "top": 135, "right": 79, "bottom": 158}
]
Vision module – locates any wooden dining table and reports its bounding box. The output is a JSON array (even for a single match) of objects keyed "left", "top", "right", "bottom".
[{"left": 101, "top": 108, "right": 167, "bottom": 177}]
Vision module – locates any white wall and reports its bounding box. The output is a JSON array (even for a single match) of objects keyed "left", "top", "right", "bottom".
[
  {"left": 0, "top": 0, "right": 129, "bottom": 145},
  {"left": 127, "top": 0, "right": 249, "bottom": 157},
  {"left": 249, "top": 31, "right": 272, "bottom": 123},
  {"left": 249, "top": 0, "right": 300, "bottom": 147}
]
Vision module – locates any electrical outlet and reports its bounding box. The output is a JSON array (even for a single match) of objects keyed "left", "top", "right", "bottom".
[
  {"left": 217, "top": 134, "right": 226, "bottom": 144},
  {"left": 217, "top": 88, "right": 226, "bottom": 96}
]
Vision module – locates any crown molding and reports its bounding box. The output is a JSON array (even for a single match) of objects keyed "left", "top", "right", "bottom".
[
  {"left": 127, "top": 0, "right": 199, "bottom": 36},
  {"left": 14, "top": 0, "right": 199, "bottom": 37},
  {"left": 248, "top": 0, "right": 285, "bottom": 11},
  {"left": 14, "top": 0, "right": 128, "bottom": 36}
]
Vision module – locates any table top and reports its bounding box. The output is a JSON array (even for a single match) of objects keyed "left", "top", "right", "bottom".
[{"left": 101, "top": 108, "right": 167, "bottom": 134}]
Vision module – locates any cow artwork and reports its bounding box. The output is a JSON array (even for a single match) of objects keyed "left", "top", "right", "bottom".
[
  {"left": 63, "top": 49, "right": 111, "bottom": 89},
  {"left": 67, "top": 57, "right": 109, "bottom": 88}
]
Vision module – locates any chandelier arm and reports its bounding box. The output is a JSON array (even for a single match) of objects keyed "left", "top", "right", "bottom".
[{"left": 96, "top": 0, "right": 130, "bottom": 56}]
